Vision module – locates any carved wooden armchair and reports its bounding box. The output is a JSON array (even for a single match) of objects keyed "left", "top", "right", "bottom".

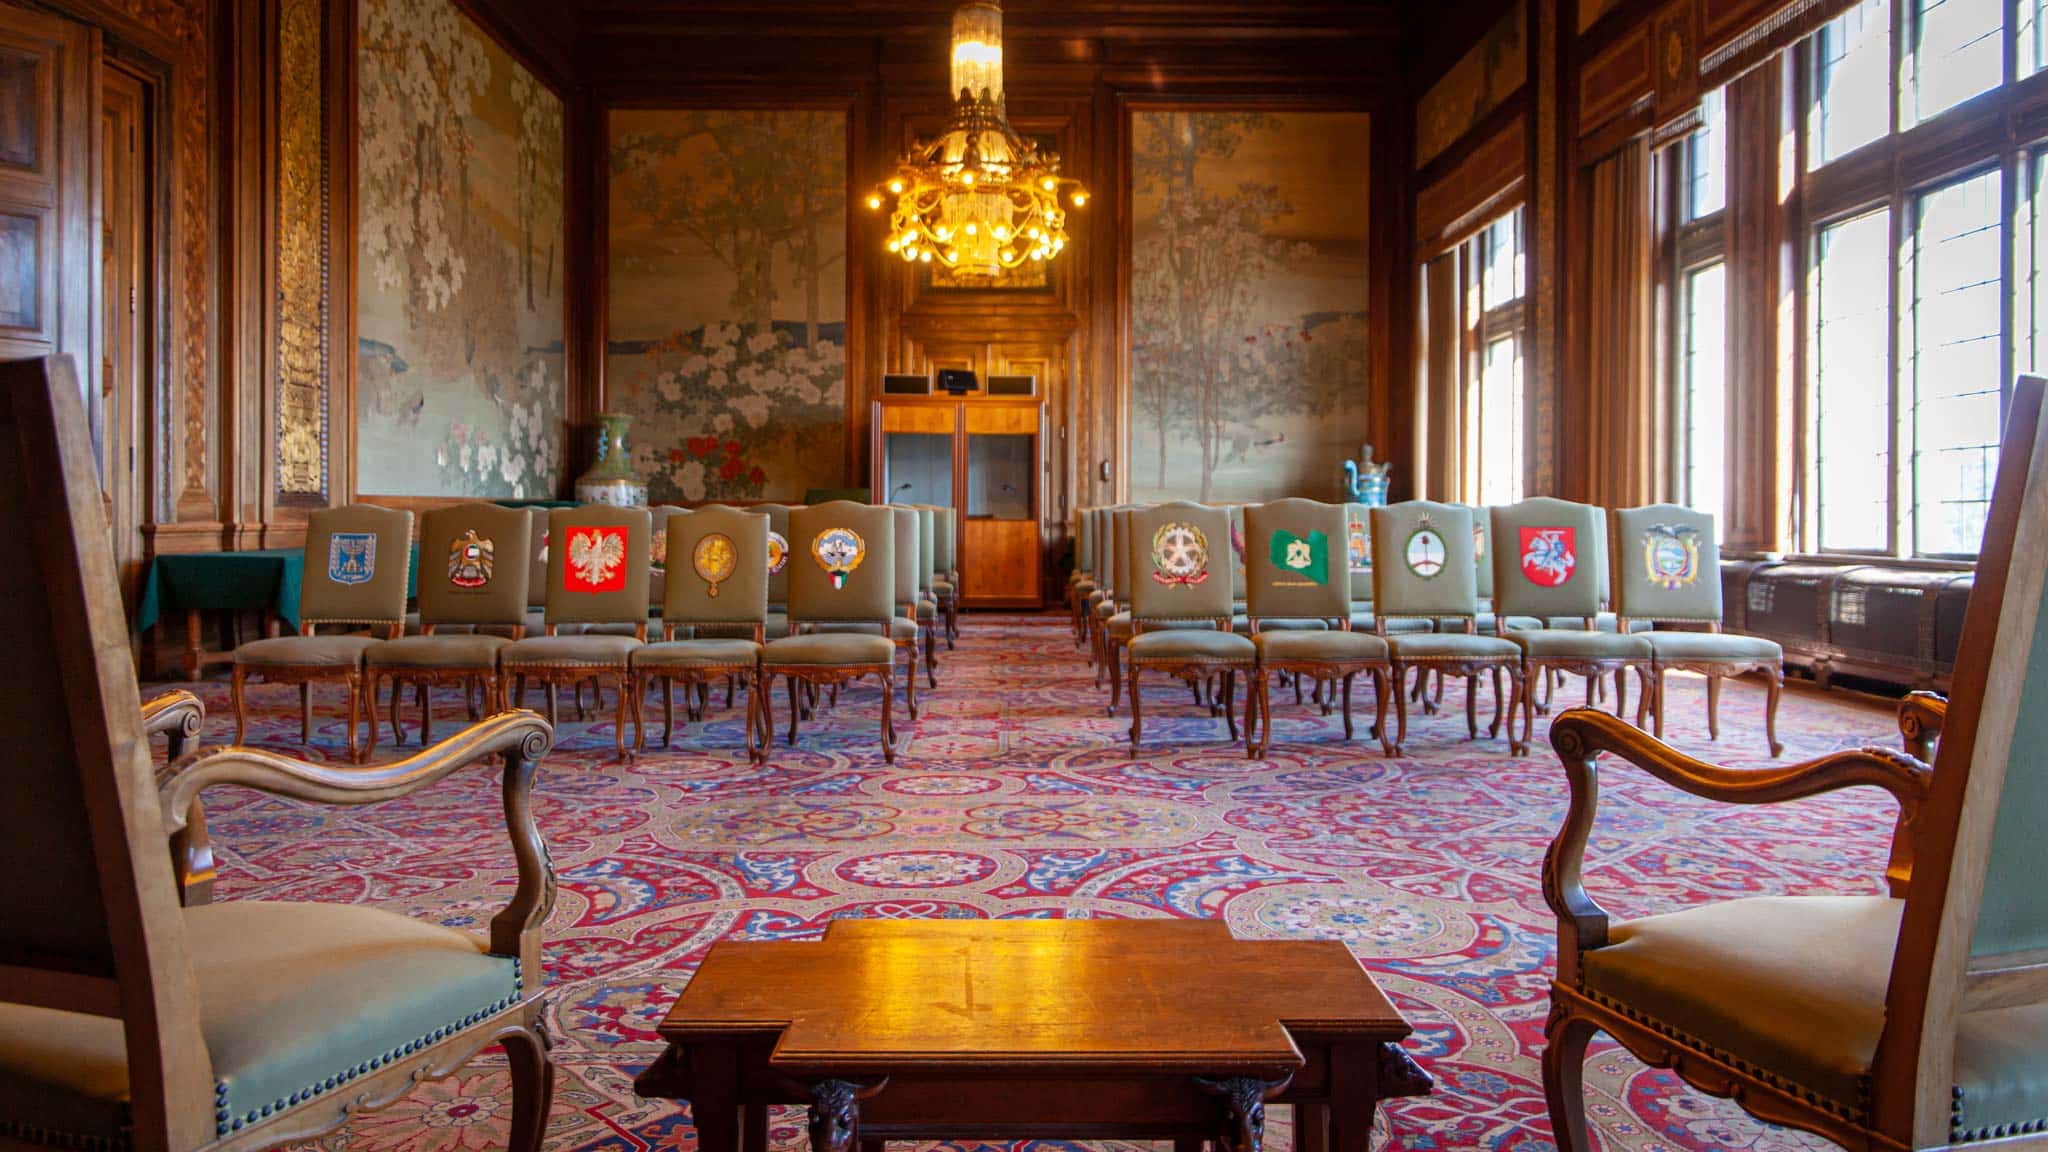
[
  {"left": 1541, "top": 375, "right": 2048, "bottom": 1150},
  {"left": 0, "top": 356, "right": 560, "bottom": 1152}
]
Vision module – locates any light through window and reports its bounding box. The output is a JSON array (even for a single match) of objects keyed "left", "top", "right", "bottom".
[
  {"left": 1686, "top": 88, "right": 1726, "bottom": 220},
  {"left": 1906, "top": 170, "right": 2003, "bottom": 555},
  {"left": 1810, "top": 0, "right": 1891, "bottom": 168},
  {"left": 1907, "top": 0, "right": 2003, "bottom": 126},
  {"left": 1684, "top": 264, "right": 1728, "bottom": 519},
  {"left": 1812, "top": 209, "right": 1893, "bottom": 551}
]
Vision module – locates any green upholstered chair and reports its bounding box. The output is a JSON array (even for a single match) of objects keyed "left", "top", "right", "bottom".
[
  {"left": 1089, "top": 505, "right": 1123, "bottom": 679},
  {"left": 521, "top": 507, "right": 551, "bottom": 636},
  {"left": 912, "top": 504, "right": 941, "bottom": 687},
  {"left": 498, "top": 505, "right": 653, "bottom": 763},
  {"left": 1610, "top": 503, "right": 1785, "bottom": 756},
  {"left": 1123, "top": 502, "right": 1256, "bottom": 750},
  {"left": 231, "top": 503, "right": 414, "bottom": 762},
  {"left": 814, "top": 506, "right": 923, "bottom": 721},
  {"left": 1242, "top": 499, "right": 1391, "bottom": 758},
  {"left": 0, "top": 356, "right": 559, "bottom": 1152},
  {"left": 363, "top": 503, "right": 533, "bottom": 759},
  {"left": 1489, "top": 498, "right": 1650, "bottom": 755},
  {"left": 1070, "top": 505, "right": 1098, "bottom": 646},
  {"left": 761, "top": 501, "right": 901, "bottom": 762},
  {"left": 1543, "top": 374, "right": 2048, "bottom": 1151},
  {"left": 630, "top": 506, "right": 771, "bottom": 758},
  {"left": 930, "top": 504, "right": 960, "bottom": 648},
  {"left": 1370, "top": 501, "right": 1524, "bottom": 756},
  {"left": 756, "top": 502, "right": 798, "bottom": 641}
]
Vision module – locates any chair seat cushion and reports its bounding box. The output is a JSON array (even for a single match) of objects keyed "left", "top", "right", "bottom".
[
  {"left": 631, "top": 638, "right": 762, "bottom": 669},
  {"left": 1254, "top": 630, "right": 1389, "bottom": 661},
  {"left": 1072, "top": 580, "right": 1097, "bottom": 596},
  {"left": 1234, "top": 617, "right": 1332, "bottom": 634},
  {"left": 1094, "top": 598, "right": 1118, "bottom": 619},
  {"left": 1644, "top": 631, "right": 1784, "bottom": 663},
  {"left": 1581, "top": 895, "right": 1898, "bottom": 1111},
  {"left": 761, "top": 633, "right": 895, "bottom": 665},
  {"left": 1384, "top": 633, "right": 1520, "bottom": 661},
  {"left": 0, "top": 901, "right": 520, "bottom": 1146},
  {"left": 234, "top": 635, "right": 377, "bottom": 668},
  {"left": 1127, "top": 629, "right": 1255, "bottom": 663},
  {"left": 498, "top": 634, "right": 640, "bottom": 666},
  {"left": 1349, "top": 612, "right": 1435, "bottom": 634},
  {"left": 365, "top": 634, "right": 510, "bottom": 669},
  {"left": 814, "top": 618, "right": 918, "bottom": 640},
  {"left": 1506, "top": 629, "right": 1653, "bottom": 660},
  {"left": 932, "top": 580, "right": 956, "bottom": 596},
  {"left": 916, "top": 598, "right": 937, "bottom": 621}
]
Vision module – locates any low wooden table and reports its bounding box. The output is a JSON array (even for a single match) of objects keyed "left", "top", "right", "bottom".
[{"left": 634, "top": 919, "right": 1430, "bottom": 1152}]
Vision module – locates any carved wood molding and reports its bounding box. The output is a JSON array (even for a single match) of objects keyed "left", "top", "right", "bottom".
[{"left": 274, "top": 0, "right": 329, "bottom": 500}]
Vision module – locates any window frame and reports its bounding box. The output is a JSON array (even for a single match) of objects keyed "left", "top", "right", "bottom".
[
  {"left": 1662, "top": 94, "right": 1732, "bottom": 523},
  {"left": 1460, "top": 206, "right": 1528, "bottom": 507}
]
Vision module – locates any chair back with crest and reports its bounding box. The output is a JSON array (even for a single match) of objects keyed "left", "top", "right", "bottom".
[
  {"left": 754, "top": 503, "right": 797, "bottom": 607},
  {"left": 1125, "top": 502, "right": 1232, "bottom": 627},
  {"left": 299, "top": 504, "right": 413, "bottom": 632},
  {"left": 524, "top": 508, "right": 551, "bottom": 610},
  {"left": 541, "top": 505, "right": 652, "bottom": 631},
  {"left": 1873, "top": 375, "right": 2048, "bottom": 1144},
  {"left": 1469, "top": 506, "right": 1494, "bottom": 602},
  {"left": 1244, "top": 499, "right": 1350, "bottom": 624},
  {"left": 1607, "top": 504, "right": 1724, "bottom": 625},
  {"left": 913, "top": 506, "right": 937, "bottom": 598},
  {"left": 0, "top": 356, "right": 216, "bottom": 1147},
  {"left": 416, "top": 503, "right": 531, "bottom": 629},
  {"left": 1489, "top": 497, "right": 1605, "bottom": 624},
  {"left": 661, "top": 506, "right": 768, "bottom": 633},
  {"left": 1369, "top": 501, "right": 1479, "bottom": 625},
  {"left": 787, "top": 502, "right": 895, "bottom": 627},
  {"left": 1345, "top": 502, "right": 1374, "bottom": 605},
  {"left": 891, "top": 507, "right": 920, "bottom": 617}
]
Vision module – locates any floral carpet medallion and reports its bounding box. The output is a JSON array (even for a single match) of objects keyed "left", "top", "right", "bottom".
[{"left": 164, "top": 615, "right": 1891, "bottom": 1152}]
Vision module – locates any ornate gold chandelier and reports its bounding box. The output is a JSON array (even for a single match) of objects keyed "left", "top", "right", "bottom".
[{"left": 867, "top": 1, "right": 1087, "bottom": 282}]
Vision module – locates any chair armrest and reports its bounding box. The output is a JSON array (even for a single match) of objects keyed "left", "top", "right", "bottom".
[
  {"left": 1545, "top": 707, "right": 1932, "bottom": 984},
  {"left": 140, "top": 690, "right": 204, "bottom": 760},
  {"left": 1898, "top": 691, "right": 1947, "bottom": 761},
  {"left": 160, "top": 710, "right": 556, "bottom": 971}
]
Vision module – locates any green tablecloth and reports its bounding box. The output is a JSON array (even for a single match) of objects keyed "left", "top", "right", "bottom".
[{"left": 137, "top": 546, "right": 418, "bottom": 634}]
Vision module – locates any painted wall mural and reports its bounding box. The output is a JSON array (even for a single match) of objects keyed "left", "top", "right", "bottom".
[
  {"left": 1129, "top": 110, "right": 1371, "bottom": 505},
  {"left": 605, "top": 109, "right": 848, "bottom": 504},
  {"left": 355, "top": 0, "right": 566, "bottom": 498},
  {"left": 1415, "top": 0, "right": 1527, "bottom": 169}
]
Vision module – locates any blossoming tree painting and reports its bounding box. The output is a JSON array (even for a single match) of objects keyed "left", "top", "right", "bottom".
[
  {"left": 606, "top": 110, "right": 848, "bottom": 503},
  {"left": 1129, "top": 110, "right": 1371, "bottom": 504},
  {"left": 355, "top": 0, "right": 566, "bottom": 498}
]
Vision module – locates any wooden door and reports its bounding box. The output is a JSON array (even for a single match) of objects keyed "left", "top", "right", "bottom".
[
  {"left": 961, "top": 401, "right": 1042, "bottom": 608},
  {"left": 99, "top": 63, "right": 145, "bottom": 589},
  {"left": 0, "top": 3, "right": 92, "bottom": 393}
]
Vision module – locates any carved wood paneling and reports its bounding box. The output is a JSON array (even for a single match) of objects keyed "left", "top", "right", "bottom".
[
  {"left": 1415, "top": 112, "right": 1526, "bottom": 256},
  {"left": 274, "top": 0, "right": 327, "bottom": 499},
  {"left": 1578, "top": 22, "right": 1651, "bottom": 139}
]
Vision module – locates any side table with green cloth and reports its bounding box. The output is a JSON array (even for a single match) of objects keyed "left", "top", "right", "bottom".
[{"left": 138, "top": 547, "right": 419, "bottom": 680}]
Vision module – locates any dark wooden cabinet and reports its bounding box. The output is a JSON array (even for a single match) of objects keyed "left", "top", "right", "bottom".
[{"left": 872, "top": 396, "right": 1044, "bottom": 609}]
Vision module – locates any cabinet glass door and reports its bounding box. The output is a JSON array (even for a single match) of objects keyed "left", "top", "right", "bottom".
[
  {"left": 967, "top": 433, "right": 1033, "bottom": 519},
  {"left": 883, "top": 432, "right": 954, "bottom": 508}
]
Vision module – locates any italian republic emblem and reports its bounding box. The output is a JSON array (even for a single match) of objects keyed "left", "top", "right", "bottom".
[
  {"left": 813, "top": 528, "right": 866, "bottom": 589},
  {"left": 1643, "top": 523, "right": 1702, "bottom": 590},
  {"left": 1150, "top": 522, "right": 1210, "bottom": 587},
  {"left": 767, "top": 530, "right": 790, "bottom": 575},
  {"left": 693, "top": 532, "right": 737, "bottom": 597},
  {"left": 447, "top": 529, "right": 493, "bottom": 588}
]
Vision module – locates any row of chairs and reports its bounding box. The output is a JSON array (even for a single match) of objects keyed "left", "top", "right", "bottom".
[
  {"left": 1067, "top": 497, "right": 1784, "bottom": 757},
  {"left": 230, "top": 500, "right": 962, "bottom": 763}
]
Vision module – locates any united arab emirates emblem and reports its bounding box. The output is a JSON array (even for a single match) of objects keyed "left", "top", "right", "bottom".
[
  {"left": 447, "top": 530, "right": 493, "bottom": 588},
  {"left": 327, "top": 532, "right": 377, "bottom": 586},
  {"left": 1150, "top": 522, "right": 1210, "bottom": 587},
  {"left": 694, "top": 532, "right": 737, "bottom": 597},
  {"left": 1269, "top": 529, "right": 1329, "bottom": 586},
  {"left": 1643, "top": 523, "right": 1701, "bottom": 590},
  {"left": 813, "top": 528, "right": 865, "bottom": 589}
]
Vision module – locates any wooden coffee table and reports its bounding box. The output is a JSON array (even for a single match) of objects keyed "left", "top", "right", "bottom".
[{"left": 634, "top": 918, "right": 1429, "bottom": 1152}]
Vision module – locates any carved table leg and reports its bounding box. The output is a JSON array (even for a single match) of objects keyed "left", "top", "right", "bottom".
[
  {"left": 1194, "top": 1075, "right": 1290, "bottom": 1152},
  {"left": 804, "top": 1079, "right": 887, "bottom": 1152}
]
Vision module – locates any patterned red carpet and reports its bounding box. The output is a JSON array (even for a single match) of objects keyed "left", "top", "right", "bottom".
[{"left": 158, "top": 614, "right": 1899, "bottom": 1152}]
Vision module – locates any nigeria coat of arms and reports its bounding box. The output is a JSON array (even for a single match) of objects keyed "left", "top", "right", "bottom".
[
  {"left": 447, "top": 530, "right": 493, "bottom": 588},
  {"left": 1643, "top": 523, "right": 1702, "bottom": 590},
  {"left": 1150, "top": 522, "right": 1210, "bottom": 587}
]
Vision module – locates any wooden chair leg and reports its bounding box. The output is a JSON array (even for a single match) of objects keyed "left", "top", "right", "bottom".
[
  {"left": 1220, "top": 670, "right": 1238, "bottom": 741},
  {"left": 231, "top": 666, "right": 248, "bottom": 745},
  {"left": 364, "top": 671, "right": 384, "bottom": 761},
  {"left": 545, "top": 681, "right": 559, "bottom": 728},
  {"left": 1465, "top": 672, "right": 1480, "bottom": 739},
  {"left": 663, "top": 675, "right": 676, "bottom": 748},
  {"left": 418, "top": 680, "right": 433, "bottom": 745},
  {"left": 880, "top": 670, "right": 897, "bottom": 764},
  {"left": 1613, "top": 668, "right": 1629, "bottom": 721},
  {"left": 502, "top": 1017, "right": 556, "bottom": 1152},
  {"left": 1542, "top": 1006, "right": 1599, "bottom": 1152},
  {"left": 1706, "top": 671, "right": 1722, "bottom": 740},
  {"left": 1128, "top": 661, "right": 1144, "bottom": 751},
  {"left": 1249, "top": 670, "right": 1268, "bottom": 759},
  {"left": 1489, "top": 666, "right": 1505, "bottom": 737},
  {"left": 1372, "top": 667, "right": 1390, "bottom": 752},
  {"left": 787, "top": 675, "right": 803, "bottom": 745},
  {"left": 1389, "top": 664, "right": 1409, "bottom": 757},
  {"left": 614, "top": 673, "right": 631, "bottom": 764},
  {"left": 1652, "top": 668, "right": 1666, "bottom": 739},
  {"left": 1765, "top": 667, "right": 1785, "bottom": 757},
  {"left": 1634, "top": 666, "right": 1651, "bottom": 727},
  {"left": 300, "top": 682, "right": 313, "bottom": 743},
  {"left": 1340, "top": 672, "right": 1356, "bottom": 740},
  {"left": 1509, "top": 668, "right": 1529, "bottom": 756},
  {"left": 345, "top": 675, "right": 361, "bottom": 763},
  {"left": 1106, "top": 641, "right": 1124, "bottom": 716}
]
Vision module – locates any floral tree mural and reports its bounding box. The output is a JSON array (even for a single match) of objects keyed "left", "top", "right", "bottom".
[
  {"left": 1130, "top": 110, "right": 1371, "bottom": 504},
  {"left": 355, "top": 0, "right": 566, "bottom": 498},
  {"left": 606, "top": 110, "right": 847, "bottom": 503}
]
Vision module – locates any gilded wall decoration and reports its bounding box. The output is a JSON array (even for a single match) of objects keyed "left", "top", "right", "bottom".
[
  {"left": 1415, "top": 0, "right": 1527, "bottom": 169},
  {"left": 1128, "top": 110, "right": 1371, "bottom": 505},
  {"left": 605, "top": 109, "right": 848, "bottom": 503},
  {"left": 275, "top": 0, "right": 326, "bottom": 497},
  {"left": 355, "top": 0, "right": 566, "bottom": 497}
]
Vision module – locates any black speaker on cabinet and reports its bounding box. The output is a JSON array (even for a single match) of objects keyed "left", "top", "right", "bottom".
[
  {"left": 986, "top": 374, "right": 1035, "bottom": 397},
  {"left": 882, "top": 373, "right": 932, "bottom": 395}
]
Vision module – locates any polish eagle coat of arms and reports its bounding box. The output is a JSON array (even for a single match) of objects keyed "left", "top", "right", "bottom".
[{"left": 566, "top": 526, "right": 629, "bottom": 593}]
